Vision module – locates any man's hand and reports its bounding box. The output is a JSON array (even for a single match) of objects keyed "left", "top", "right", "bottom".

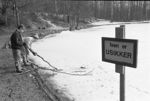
[
  {"left": 32, "top": 52, "right": 37, "bottom": 56},
  {"left": 23, "top": 42, "right": 26, "bottom": 46}
]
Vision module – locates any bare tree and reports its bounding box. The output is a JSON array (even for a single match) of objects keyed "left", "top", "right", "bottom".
[
  {"left": 111, "top": 1, "right": 114, "bottom": 22},
  {"left": 1, "top": 0, "right": 10, "bottom": 25},
  {"left": 143, "top": 1, "right": 147, "bottom": 20},
  {"left": 13, "top": 0, "right": 20, "bottom": 26}
]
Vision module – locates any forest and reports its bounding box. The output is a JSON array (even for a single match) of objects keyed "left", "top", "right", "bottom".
[{"left": 0, "top": 0, "right": 150, "bottom": 28}]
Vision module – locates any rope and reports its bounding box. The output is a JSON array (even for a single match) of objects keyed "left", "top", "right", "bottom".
[
  {"left": 30, "top": 62, "right": 94, "bottom": 76},
  {"left": 26, "top": 45, "right": 58, "bottom": 70},
  {"left": 27, "top": 48, "right": 94, "bottom": 76}
]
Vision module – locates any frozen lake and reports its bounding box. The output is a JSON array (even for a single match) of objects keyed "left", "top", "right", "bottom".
[{"left": 30, "top": 21, "right": 150, "bottom": 101}]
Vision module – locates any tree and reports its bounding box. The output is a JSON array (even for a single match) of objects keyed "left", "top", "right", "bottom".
[
  {"left": 1, "top": 0, "right": 150, "bottom": 27},
  {"left": 143, "top": 1, "right": 147, "bottom": 20},
  {"left": 13, "top": 0, "right": 20, "bottom": 26},
  {"left": 1, "top": 0, "right": 10, "bottom": 25},
  {"left": 111, "top": 1, "right": 114, "bottom": 22}
]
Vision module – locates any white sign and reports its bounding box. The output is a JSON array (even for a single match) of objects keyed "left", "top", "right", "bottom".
[{"left": 102, "top": 37, "right": 138, "bottom": 68}]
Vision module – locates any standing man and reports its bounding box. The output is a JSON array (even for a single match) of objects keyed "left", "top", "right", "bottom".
[
  {"left": 22, "top": 33, "right": 39, "bottom": 65},
  {"left": 10, "top": 24, "right": 25, "bottom": 73}
]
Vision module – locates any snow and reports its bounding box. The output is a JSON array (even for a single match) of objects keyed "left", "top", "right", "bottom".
[{"left": 30, "top": 21, "right": 150, "bottom": 101}]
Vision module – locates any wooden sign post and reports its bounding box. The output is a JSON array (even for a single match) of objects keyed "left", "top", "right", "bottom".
[
  {"left": 102, "top": 25, "right": 138, "bottom": 101},
  {"left": 115, "top": 25, "right": 125, "bottom": 101}
]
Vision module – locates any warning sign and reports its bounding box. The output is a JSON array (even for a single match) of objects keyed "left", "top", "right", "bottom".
[{"left": 102, "top": 37, "right": 138, "bottom": 68}]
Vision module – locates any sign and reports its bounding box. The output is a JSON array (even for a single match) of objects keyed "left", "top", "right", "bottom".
[{"left": 102, "top": 37, "right": 138, "bottom": 68}]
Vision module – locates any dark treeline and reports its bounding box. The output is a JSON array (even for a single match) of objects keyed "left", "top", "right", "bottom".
[{"left": 0, "top": 0, "right": 150, "bottom": 27}]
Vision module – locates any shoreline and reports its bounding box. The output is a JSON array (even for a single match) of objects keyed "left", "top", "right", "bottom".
[{"left": 28, "top": 22, "right": 96, "bottom": 101}]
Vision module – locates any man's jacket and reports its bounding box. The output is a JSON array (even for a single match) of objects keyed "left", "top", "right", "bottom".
[{"left": 10, "top": 30, "right": 24, "bottom": 49}]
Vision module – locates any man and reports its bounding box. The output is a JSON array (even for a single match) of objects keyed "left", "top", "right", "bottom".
[
  {"left": 10, "top": 24, "right": 25, "bottom": 73},
  {"left": 22, "top": 33, "right": 39, "bottom": 65}
]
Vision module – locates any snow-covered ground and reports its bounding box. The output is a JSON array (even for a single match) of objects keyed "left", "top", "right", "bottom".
[{"left": 30, "top": 21, "right": 150, "bottom": 101}]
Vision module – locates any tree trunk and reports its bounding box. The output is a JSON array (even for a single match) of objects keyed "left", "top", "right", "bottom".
[
  {"left": 1, "top": 0, "right": 8, "bottom": 25},
  {"left": 111, "top": 1, "right": 114, "bottom": 22},
  {"left": 143, "top": 1, "right": 147, "bottom": 20},
  {"left": 5, "top": 11, "right": 8, "bottom": 25},
  {"left": 54, "top": 0, "right": 58, "bottom": 16},
  {"left": 94, "top": 0, "right": 97, "bottom": 18},
  {"left": 13, "top": 0, "right": 20, "bottom": 27},
  {"left": 127, "top": 1, "right": 131, "bottom": 21},
  {"left": 75, "top": 1, "right": 80, "bottom": 29}
]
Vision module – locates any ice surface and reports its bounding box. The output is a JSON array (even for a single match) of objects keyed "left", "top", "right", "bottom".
[{"left": 30, "top": 21, "right": 150, "bottom": 101}]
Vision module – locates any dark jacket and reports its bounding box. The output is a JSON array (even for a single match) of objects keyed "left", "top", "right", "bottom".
[{"left": 10, "top": 30, "right": 24, "bottom": 49}]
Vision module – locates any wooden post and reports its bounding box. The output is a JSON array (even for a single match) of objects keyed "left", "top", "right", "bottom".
[{"left": 115, "top": 25, "right": 125, "bottom": 101}]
